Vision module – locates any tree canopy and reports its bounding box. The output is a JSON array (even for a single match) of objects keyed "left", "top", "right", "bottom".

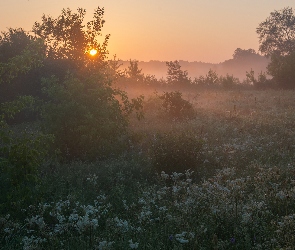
[
  {"left": 232, "top": 48, "right": 257, "bottom": 60},
  {"left": 166, "top": 60, "right": 190, "bottom": 86},
  {"left": 32, "top": 7, "right": 109, "bottom": 70},
  {"left": 257, "top": 7, "right": 295, "bottom": 56}
]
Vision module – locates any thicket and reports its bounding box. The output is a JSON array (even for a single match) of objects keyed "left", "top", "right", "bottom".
[{"left": 0, "top": 7, "right": 144, "bottom": 212}]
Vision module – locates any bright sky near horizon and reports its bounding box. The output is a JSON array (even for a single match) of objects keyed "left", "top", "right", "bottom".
[{"left": 1, "top": 0, "right": 295, "bottom": 63}]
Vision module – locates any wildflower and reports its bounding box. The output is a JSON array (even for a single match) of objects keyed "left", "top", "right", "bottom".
[
  {"left": 176, "top": 237, "right": 189, "bottom": 244},
  {"left": 276, "top": 191, "right": 286, "bottom": 199},
  {"left": 172, "top": 186, "right": 181, "bottom": 193},
  {"left": 129, "top": 239, "right": 139, "bottom": 249},
  {"left": 230, "top": 237, "right": 236, "bottom": 244},
  {"left": 161, "top": 171, "right": 169, "bottom": 180},
  {"left": 4, "top": 228, "right": 13, "bottom": 234},
  {"left": 114, "top": 217, "right": 129, "bottom": 233},
  {"left": 98, "top": 241, "right": 114, "bottom": 250},
  {"left": 175, "top": 232, "right": 189, "bottom": 243}
]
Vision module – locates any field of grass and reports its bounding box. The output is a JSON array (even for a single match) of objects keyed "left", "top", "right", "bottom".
[{"left": 1, "top": 88, "right": 295, "bottom": 249}]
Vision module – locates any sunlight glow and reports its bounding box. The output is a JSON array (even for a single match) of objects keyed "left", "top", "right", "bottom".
[{"left": 89, "top": 49, "right": 98, "bottom": 56}]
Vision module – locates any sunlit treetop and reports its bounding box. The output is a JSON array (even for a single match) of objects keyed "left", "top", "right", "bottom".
[{"left": 32, "top": 7, "right": 109, "bottom": 67}]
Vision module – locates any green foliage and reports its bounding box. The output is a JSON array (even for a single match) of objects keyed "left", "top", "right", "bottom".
[
  {"left": 232, "top": 48, "right": 257, "bottom": 60},
  {"left": 0, "top": 96, "right": 53, "bottom": 212},
  {"left": 126, "top": 59, "right": 144, "bottom": 82},
  {"left": 193, "top": 69, "right": 220, "bottom": 87},
  {"left": 32, "top": 7, "right": 109, "bottom": 68},
  {"left": 246, "top": 69, "right": 272, "bottom": 89},
  {"left": 41, "top": 74, "right": 143, "bottom": 160},
  {"left": 107, "top": 54, "right": 124, "bottom": 81},
  {"left": 257, "top": 7, "right": 295, "bottom": 88},
  {"left": 150, "top": 130, "right": 203, "bottom": 173},
  {"left": 158, "top": 91, "right": 195, "bottom": 120},
  {"left": 267, "top": 52, "right": 295, "bottom": 88},
  {"left": 0, "top": 37, "right": 45, "bottom": 84},
  {"left": 0, "top": 28, "right": 35, "bottom": 63},
  {"left": 257, "top": 7, "right": 295, "bottom": 56},
  {"left": 205, "top": 69, "right": 219, "bottom": 86},
  {"left": 1, "top": 90, "right": 295, "bottom": 249},
  {"left": 166, "top": 60, "right": 191, "bottom": 86},
  {"left": 219, "top": 74, "right": 239, "bottom": 89}
]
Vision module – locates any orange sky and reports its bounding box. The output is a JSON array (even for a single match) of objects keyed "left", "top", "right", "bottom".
[{"left": 1, "top": 0, "right": 295, "bottom": 63}]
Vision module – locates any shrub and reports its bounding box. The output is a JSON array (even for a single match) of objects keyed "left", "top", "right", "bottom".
[
  {"left": 158, "top": 91, "right": 195, "bottom": 120},
  {"left": 0, "top": 96, "right": 53, "bottom": 212},
  {"left": 41, "top": 73, "right": 143, "bottom": 161},
  {"left": 150, "top": 130, "right": 203, "bottom": 174}
]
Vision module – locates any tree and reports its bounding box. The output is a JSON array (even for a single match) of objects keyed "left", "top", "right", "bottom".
[
  {"left": 246, "top": 69, "right": 271, "bottom": 89},
  {"left": 0, "top": 48, "right": 52, "bottom": 209},
  {"left": 41, "top": 74, "right": 143, "bottom": 160},
  {"left": 257, "top": 7, "right": 295, "bottom": 88},
  {"left": 0, "top": 30, "right": 45, "bottom": 104},
  {"left": 267, "top": 52, "right": 295, "bottom": 88},
  {"left": 0, "top": 28, "right": 35, "bottom": 63},
  {"left": 256, "top": 7, "right": 295, "bottom": 56},
  {"left": 232, "top": 48, "right": 257, "bottom": 60},
  {"left": 125, "top": 60, "right": 144, "bottom": 82},
  {"left": 166, "top": 60, "right": 190, "bottom": 86},
  {"left": 205, "top": 69, "right": 219, "bottom": 86},
  {"left": 32, "top": 7, "right": 109, "bottom": 71},
  {"left": 107, "top": 54, "right": 124, "bottom": 81},
  {"left": 158, "top": 91, "right": 195, "bottom": 120},
  {"left": 0, "top": 38, "right": 45, "bottom": 85},
  {"left": 219, "top": 74, "right": 239, "bottom": 89}
]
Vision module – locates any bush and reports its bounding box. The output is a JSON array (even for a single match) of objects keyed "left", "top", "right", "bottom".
[
  {"left": 158, "top": 91, "right": 195, "bottom": 120},
  {"left": 150, "top": 130, "right": 203, "bottom": 174},
  {"left": 0, "top": 97, "right": 53, "bottom": 213},
  {"left": 41, "top": 73, "right": 143, "bottom": 161}
]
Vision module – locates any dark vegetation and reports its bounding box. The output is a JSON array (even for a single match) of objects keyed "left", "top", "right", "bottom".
[{"left": 1, "top": 5, "right": 295, "bottom": 249}]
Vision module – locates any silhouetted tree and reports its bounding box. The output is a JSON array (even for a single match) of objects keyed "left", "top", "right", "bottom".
[
  {"left": 107, "top": 55, "right": 124, "bottom": 81},
  {"left": 257, "top": 7, "right": 295, "bottom": 56},
  {"left": 32, "top": 7, "right": 110, "bottom": 72},
  {"left": 0, "top": 29, "right": 45, "bottom": 103},
  {"left": 205, "top": 69, "right": 219, "bottom": 86},
  {"left": 233, "top": 48, "right": 258, "bottom": 60},
  {"left": 166, "top": 60, "right": 190, "bottom": 86},
  {"left": 257, "top": 7, "right": 295, "bottom": 88},
  {"left": 246, "top": 69, "right": 272, "bottom": 89},
  {"left": 267, "top": 52, "right": 295, "bottom": 88},
  {"left": 219, "top": 74, "right": 239, "bottom": 89},
  {"left": 126, "top": 60, "right": 144, "bottom": 82},
  {"left": 0, "top": 28, "right": 35, "bottom": 63}
]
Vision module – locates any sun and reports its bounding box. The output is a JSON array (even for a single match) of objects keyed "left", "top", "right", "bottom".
[{"left": 89, "top": 49, "right": 98, "bottom": 56}]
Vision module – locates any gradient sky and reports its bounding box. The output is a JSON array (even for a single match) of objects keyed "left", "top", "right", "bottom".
[{"left": 1, "top": 0, "right": 295, "bottom": 63}]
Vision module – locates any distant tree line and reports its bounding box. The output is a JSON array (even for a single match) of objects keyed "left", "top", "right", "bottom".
[
  {"left": 114, "top": 55, "right": 272, "bottom": 90},
  {"left": 112, "top": 7, "right": 295, "bottom": 90}
]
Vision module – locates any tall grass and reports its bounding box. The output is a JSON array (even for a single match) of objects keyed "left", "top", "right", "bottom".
[{"left": 1, "top": 89, "right": 295, "bottom": 249}]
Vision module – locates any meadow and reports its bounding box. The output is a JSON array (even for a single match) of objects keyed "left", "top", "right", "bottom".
[{"left": 1, "top": 88, "right": 295, "bottom": 249}]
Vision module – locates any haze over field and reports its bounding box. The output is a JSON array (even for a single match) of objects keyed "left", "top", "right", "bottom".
[
  {"left": 3, "top": 1, "right": 295, "bottom": 248},
  {"left": 120, "top": 55, "right": 269, "bottom": 80},
  {"left": 1, "top": 0, "right": 295, "bottom": 63}
]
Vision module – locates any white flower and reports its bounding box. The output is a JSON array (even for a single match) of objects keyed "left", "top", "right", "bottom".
[
  {"left": 177, "top": 238, "right": 189, "bottom": 243},
  {"left": 161, "top": 171, "right": 169, "bottom": 180},
  {"left": 98, "top": 240, "right": 114, "bottom": 250},
  {"left": 129, "top": 239, "right": 139, "bottom": 249},
  {"left": 276, "top": 191, "right": 286, "bottom": 199},
  {"left": 114, "top": 217, "right": 129, "bottom": 233},
  {"left": 172, "top": 186, "right": 181, "bottom": 193}
]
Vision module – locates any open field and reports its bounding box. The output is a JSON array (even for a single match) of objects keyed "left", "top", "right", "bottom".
[{"left": 1, "top": 89, "right": 295, "bottom": 249}]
